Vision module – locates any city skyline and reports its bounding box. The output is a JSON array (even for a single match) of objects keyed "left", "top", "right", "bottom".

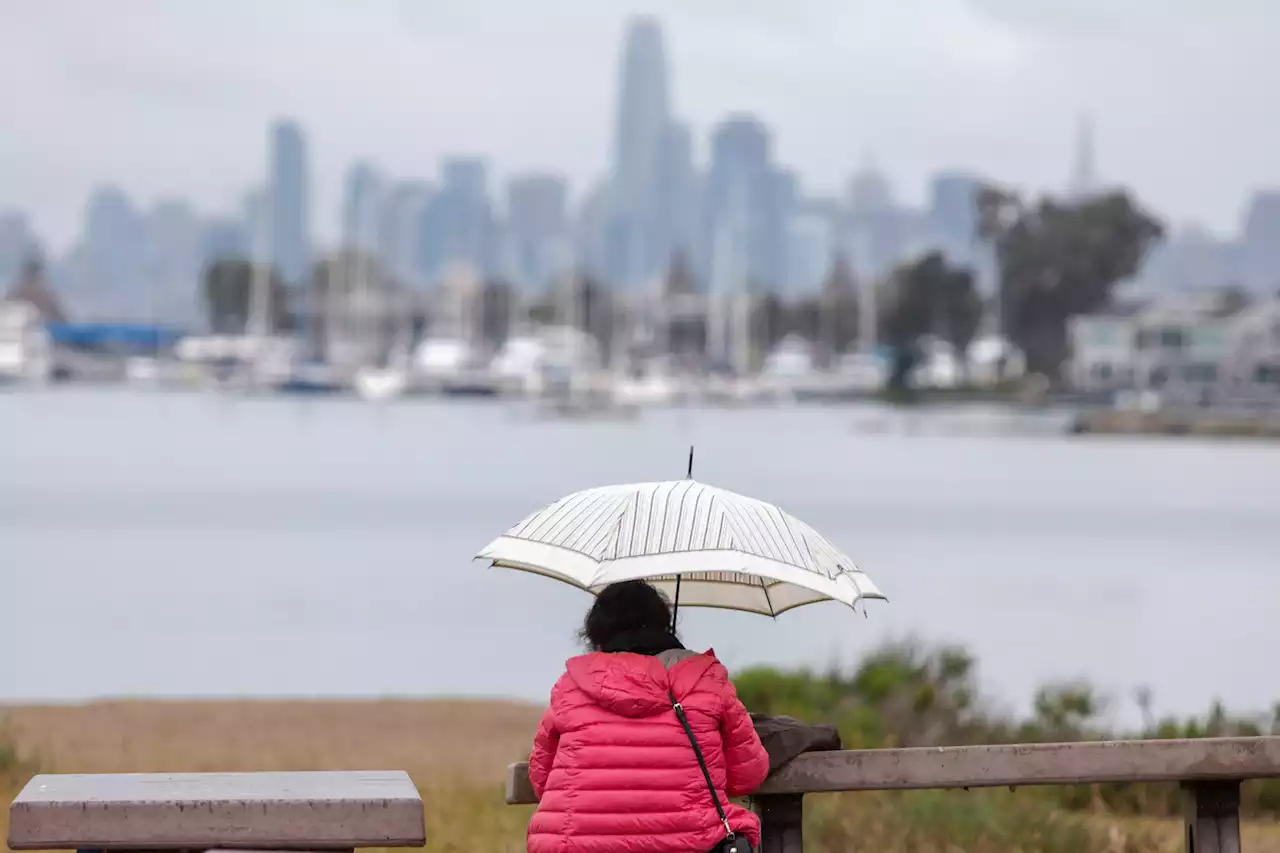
[{"left": 3, "top": 0, "right": 1279, "bottom": 251}]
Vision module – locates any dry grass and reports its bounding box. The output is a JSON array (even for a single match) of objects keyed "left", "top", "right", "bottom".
[{"left": 3, "top": 700, "right": 1279, "bottom": 853}]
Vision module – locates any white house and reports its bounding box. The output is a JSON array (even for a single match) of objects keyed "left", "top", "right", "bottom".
[
  {"left": 1218, "top": 298, "right": 1280, "bottom": 402},
  {"left": 1068, "top": 290, "right": 1247, "bottom": 401},
  {"left": 1067, "top": 312, "right": 1139, "bottom": 392},
  {"left": 1129, "top": 292, "right": 1237, "bottom": 403}
]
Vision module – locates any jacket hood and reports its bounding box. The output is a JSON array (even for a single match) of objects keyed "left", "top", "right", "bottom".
[{"left": 565, "top": 649, "right": 722, "bottom": 718}]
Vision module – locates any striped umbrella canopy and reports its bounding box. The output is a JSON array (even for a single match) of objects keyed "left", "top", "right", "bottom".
[{"left": 475, "top": 479, "right": 886, "bottom": 618}]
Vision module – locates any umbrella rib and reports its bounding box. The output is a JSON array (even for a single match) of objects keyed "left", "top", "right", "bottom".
[
  {"left": 607, "top": 509, "right": 627, "bottom": 560},
  {"left": 749, "top": 501, "right": 792, "bottom": 565},
  {"left": 721, "top": 501, "right": 769, "bottom": 561},
  {"left": 625, "top": 489, "right": 642, "bottom": 556},
  {"left": 684, "top": 484, "right": 708, "bottom": 551},
  {"left": 562, "top": 493, "right": 627, "bottom": 554},
  {"left": 665, "top": 480, "right": 696, "bottom": 555},
  {"left": 650, "top": 482, "right": 673, "bottom": 557},
  {"left": 578, "top": 494, "right": 628, "bottom": 558},
  {"left": 772, "top": 505, "right": 810, "bottom": 567},
  {"left": 760, "top": 576, "right": 778, "bottom": 619},
  {"left": 524, "top": 490, "right": 594, "bottom": 540}
]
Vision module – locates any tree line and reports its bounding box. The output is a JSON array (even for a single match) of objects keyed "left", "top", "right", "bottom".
[{"left": 202, "top": 184, "right": 1165, "bottom": 382}]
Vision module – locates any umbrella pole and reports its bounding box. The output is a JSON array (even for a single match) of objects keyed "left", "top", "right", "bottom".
[
  {"left": 671, "top": 574, "right": 681, "bottom": 633},
  {"left": 672, "top": 446, "right": 691, "bottom": 633}
]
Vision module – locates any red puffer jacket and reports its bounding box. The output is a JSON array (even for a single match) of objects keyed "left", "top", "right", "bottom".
[{"left": 527, "top": 648, "right": 770, "bottom": 853}]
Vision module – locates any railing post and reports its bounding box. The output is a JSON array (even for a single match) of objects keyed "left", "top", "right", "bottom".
[
  {"left": 753, "top": 794, "right": 803, "bottom": 853},
  {"left": 1182, "top": 780, "right": 1241, "bottom": 853}
]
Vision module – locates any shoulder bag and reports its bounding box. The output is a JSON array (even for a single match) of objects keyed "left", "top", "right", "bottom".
[{"left": 669, "top": 691, "right": 754, "bottom": 853}]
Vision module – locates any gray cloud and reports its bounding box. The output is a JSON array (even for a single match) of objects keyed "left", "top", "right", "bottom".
[{"left": 1, "top": 0, "right": 1277, "bottom": 249}]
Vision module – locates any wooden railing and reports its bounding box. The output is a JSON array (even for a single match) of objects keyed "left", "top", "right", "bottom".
[
  {"left": 506, "top": 736, "right": 1280, "bottom": 853},
  {"left": 8, "top": 770, "right": 426, "bottom": 852}
]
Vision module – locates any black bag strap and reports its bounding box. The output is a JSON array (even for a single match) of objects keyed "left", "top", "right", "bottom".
[{"left": 670, "top": 690, "right": 734, "bottom": 839}]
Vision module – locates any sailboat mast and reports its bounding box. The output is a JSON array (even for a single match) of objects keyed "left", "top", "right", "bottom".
[{"left": 250, "top": 194, "right": 270, "bottom": 339}]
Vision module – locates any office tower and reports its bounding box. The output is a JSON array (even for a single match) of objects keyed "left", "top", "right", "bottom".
[
  {"left": 843, "top": 160, "right": 903, "bottom": 283},
  {"left": 382, "top": 182, "right": 434, "bottom": 292},
  {"left": 201, "top": 217, "right": 249, "bottom": 266},
  {"left": 0, "top": 213, "right": 38, "bottom": 288},
  {"left": 143, "top": 200, "right": 204, "bottom": 323},
  {"left": 79, "top": 186, "right": 146, "bottom": 319},
  {"left": 341, "top": 161, "right": 386, "bottom": 253},
  {"left": 703, "top": 114, "right": 786, "bottom": 292},
  {"left": 655, "top": 121, "right": 697, "bottom": 266},
  {"left": 784, "top": 202, "right": 838, "bottom": 295},
  {"left": 608, "top": 16, "right": 673, "bottom": 288},
  {"left": 928, "top": 170, "right": 984, "bottom": 267},
  {"left": 505, "top": 172, "right": 570, "bottom": 292},
  {"left": 1241, "top": 190, "right": 1280, "bottom": 292},
  {"left": 268, "top": 119, "right": 310, "bottom": 285},
  {"left": 421, "top": 157, "right": 495, "bottom": 281}
]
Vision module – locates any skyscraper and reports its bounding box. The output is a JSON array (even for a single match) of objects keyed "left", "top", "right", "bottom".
[
  {"left": 608, "top": 16, "right": 672, "bottom": 288},
  {"left": 0, "top": 213, "right": 38, "bottom": 288},
  {"left": 143, "top": 200, "right": 204, "bottom": 323},
  {"left": 341, "top": 161, "right": 386, "bottom": 253},
  {"left": 81, "top": 186, "right": 146, "bottom": 319},
  {"left": 928, "top": 170, "right": 984, "bottom": 266},
  {"left": 382, "top": 181, "right": 434, "bottom": 291},
  {"left": 269, "top": 119, "right": 310, "bottom": 284},
  {"left": 1241, "top": 190, "right": 1280, "bottom": 292},
  {"left": 505, "top": 172, "right": 571, "bottom": 292},
  {"left": 704, "top": 115, "right": 786, "bottom": 291},
  {"left": 655, "top": 121, "right": 697, "bottom": 264},
  {"left": 421, "top": 157, "right": 495, "bottom": 279}
]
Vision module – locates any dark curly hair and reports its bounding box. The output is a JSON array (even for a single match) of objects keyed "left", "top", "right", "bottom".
[{"left": 580, "top": 580, "right": 675, "bottom": 651}]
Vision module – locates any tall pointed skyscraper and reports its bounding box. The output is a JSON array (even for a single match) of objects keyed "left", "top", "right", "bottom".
[
  {"left": 1067, "top": 113, "right": 1098, "bottom": 200},
  {"left": 608, "top": 16, "right": 672, "bottom": 288}
]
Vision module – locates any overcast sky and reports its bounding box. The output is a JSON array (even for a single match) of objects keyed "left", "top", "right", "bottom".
[{"left": 2, "top": 0, "right": 1277, "bottom": 250}]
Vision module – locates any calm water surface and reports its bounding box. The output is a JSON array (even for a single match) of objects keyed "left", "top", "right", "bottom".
[{"left": 2, "top": 389, "right": 1278, "bottom": 724}]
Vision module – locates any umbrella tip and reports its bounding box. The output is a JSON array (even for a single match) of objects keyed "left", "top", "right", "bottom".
[{"left": 686, "top": 445, "right": 694, "bottom": 479}]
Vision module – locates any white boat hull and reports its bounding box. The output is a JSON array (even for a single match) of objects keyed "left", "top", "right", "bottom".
[{"left": 354, "top": 368, "right": 408, "bottom": 402}]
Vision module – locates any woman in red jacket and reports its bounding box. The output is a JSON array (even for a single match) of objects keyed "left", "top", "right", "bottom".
[{"left": 527, "top": 580, "right": 771, "bottom": 853}]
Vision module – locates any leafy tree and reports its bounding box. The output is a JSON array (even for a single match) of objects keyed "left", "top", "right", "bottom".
[
  {"left": 661, "top": 252, "right": 707, "bottom": 362},
  {"left": 877, "top": 252, "right": 976, "bottom": 392},
  {"left": 750, "top": 291, "right": 789, "bottom": 356},
  {"left": 201, "top": 258, "right": 290, "bottom": 334},
  {"left": 478, "top": 279, "right": 517, "bottom": 349},
  {"left": 816, "top": 253, "right": 861, "bottom": 365},
  {"left": 787, "top": 296, "right": 822, "bottom": 345},
  {"left": 661, "top": 249, "right": 699, "bottom": 299},
  {"left": 977, "top": 185, "right": 1164, "bottom": 377}
]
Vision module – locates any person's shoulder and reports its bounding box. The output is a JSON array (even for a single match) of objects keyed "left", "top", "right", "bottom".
[
  {"left": 697, "top": 647, "right": 730, "bottom": 677},
  {"left": 671, "top": 648, "right": 734, "bottom": 695},
  {"left": 548, "top": 652, "right": 602, "bottom": 701}
]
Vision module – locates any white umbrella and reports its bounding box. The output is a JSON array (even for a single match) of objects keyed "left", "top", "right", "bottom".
[{"left": 475, "top": 478, "right": 886, "bottom": 618}]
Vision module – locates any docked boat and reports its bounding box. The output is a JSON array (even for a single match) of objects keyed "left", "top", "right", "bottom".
[
  {"left": 0, "top": 300, "right": 52, "bottom": 385},
  {"left": 274, "top": 360, "right": 346, "bottom": 396},
  {"left": 352, "top": 366, "right": 408, "bottom": 402}
]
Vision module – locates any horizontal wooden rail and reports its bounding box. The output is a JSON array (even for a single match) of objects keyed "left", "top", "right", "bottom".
[
  {"left": 506, "top": 736, "right": 1280, "bottom": 804},
  {"left": 506, "top": 736, "right": 1280, "bottom": 853},
  {"left": 8, "top": 770, "right": 426, "bottom": 851}
]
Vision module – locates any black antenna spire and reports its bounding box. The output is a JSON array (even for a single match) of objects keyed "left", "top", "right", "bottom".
[{"left": 686, "top": 445, "right": 694, "bottom": 479}]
